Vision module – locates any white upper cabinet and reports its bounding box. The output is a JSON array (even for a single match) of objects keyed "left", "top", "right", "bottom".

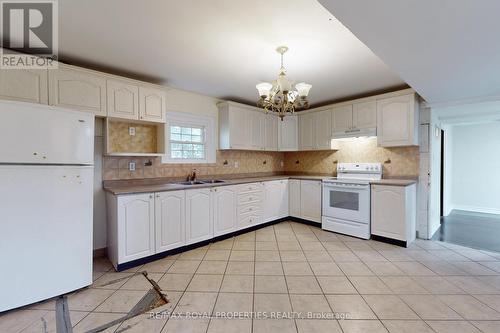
[
  {"left": 185, "top": 188, "right": 213, "bottom": 245},
  {"left": 314, "top": 109, "right": 333, "bottom": 150},
  {"left": 155, "top": 191, "right": 185, "bottom": 252},
  {"left": 264, "top": 114, "right": 278, "bottom": 151},
  {"left": 0, "top": 68, "right": 48, "bottom": 104},
  {"left": 332, "top": 105, "right": 353, "bottom": 134},
  {"left": 117, "top": 193, "right": 155, "bottom": 263},
  {"left": 377, "top": 93, "right": 419, "bottom": 147},
  {"left": 48, "top": 64, "right": 106, "bottom": 116},
  {"left": 352, "top": 100, "right": 377, "bottom": 129},
  {"left": 249, "top": 111, "right": 265, "bottom": 150},
  {"left": 219, "top": 102, "right": 266, "bottom": 150},
  {"left": 278, "top": 115, "right": 298, "bottom": 151},
  {"left": 139, "top": 86, "right": 166, "bottom": 123},
  {"left": 299, "top": 113, "right": 315, "bottom": 150},
  {"left": 213, "top": 186, "right": 237, "bottom": 236},
  {"left": 106, "top": 79, "right": 139, "bottom": 120}
]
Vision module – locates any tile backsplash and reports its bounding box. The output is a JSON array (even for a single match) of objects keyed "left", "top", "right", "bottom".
[
  {"left": 107, "top": 120, "right": 158, "bottom": 153},
  {"left": 284, "top": 137, "right": 419, "bottom": 178},
  {"left": 103, "top": 150, "right": 285, "bottom": 180}
]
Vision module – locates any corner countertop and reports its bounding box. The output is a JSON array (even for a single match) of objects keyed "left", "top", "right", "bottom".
[
  {"left": 103, "top": 174, "right": 417, "bottom": 195},
  {"left": 103, "top": 174, "right": 327, "bottom": 195}
]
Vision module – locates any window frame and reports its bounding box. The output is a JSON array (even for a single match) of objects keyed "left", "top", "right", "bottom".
[{"left": 162, "top": 111, "right": 216, "bottom": 164}]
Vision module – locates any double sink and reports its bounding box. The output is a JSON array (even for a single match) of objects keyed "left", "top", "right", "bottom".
[{"left": 176, "top": 179, "right": 226, "bottom": 186}]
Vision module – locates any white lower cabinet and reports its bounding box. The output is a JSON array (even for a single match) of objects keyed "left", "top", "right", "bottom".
[
  {"left": 236, "top": 182, "right": 264, "bottom": 230},
  {"left": 288, "top": 179, "right": 321, "bottom": 223},
  {"left": 371, "top": 184, "right": 417, "bottom": 246},
  {"left": 185, "top": 188, "right": 214, "bottom": 245},
  {"left": 299, "top": 180, "right": 322, "bottom": 223},
  {"left": 108, "top": 193, "right": 155, "bottom": 266},
  {"left": 213, "top": 186, "right": 237, "bottom": 236},
  {"left": 263, "top": 180, "right": 289, "bottom": 222},
  {"left": 155, "top": 190, "right": 185, "bottom": 252}
]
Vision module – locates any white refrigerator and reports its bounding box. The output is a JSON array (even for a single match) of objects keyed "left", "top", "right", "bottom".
[{"left": 0, "top": 100, "right": 94, "bottom": 312}]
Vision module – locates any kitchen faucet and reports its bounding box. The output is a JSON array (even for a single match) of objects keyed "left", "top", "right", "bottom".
[{"left": 187, "top": 169, "right": 197, "bottom": 182}]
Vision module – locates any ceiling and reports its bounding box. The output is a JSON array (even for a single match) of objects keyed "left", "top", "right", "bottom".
[
  {"left": 318, "top": 0, "right": 500, "bottom": 106},
  {"left": 58, "top": 0, "right": 405, "bottom": 107}
]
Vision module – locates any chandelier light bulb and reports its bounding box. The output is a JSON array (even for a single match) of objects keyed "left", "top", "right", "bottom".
[
  {"left": 256, "top": 82, "right": 272, "bottom": 97},
  {"left": 295, "top": 82, "right": 312, "bottom": 97}
]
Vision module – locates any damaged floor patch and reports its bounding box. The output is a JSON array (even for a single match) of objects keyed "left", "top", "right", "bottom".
[{"left": 53, "top": 271, "right": 169, "bottom": 333}]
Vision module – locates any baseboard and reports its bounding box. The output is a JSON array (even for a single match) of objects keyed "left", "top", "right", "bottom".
[
  {"left": 371, "top": 234, "right": 407, "bottom": 248},
  {"left": 93, "top": 247, "right": 107, "bottom": 258},
  {"left": 451, "top": 205, "right": 500, "bottom": 216},
  {"left": 115, "top": 216, "right": 302, "bottom": 272}
]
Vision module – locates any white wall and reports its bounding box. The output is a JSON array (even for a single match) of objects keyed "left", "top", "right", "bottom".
[
  {"left": 427, "top": 110, "right": 442, "bottom": 238},
  {"left": 444, "top": 122, "right": 500, "bottom": 215}
]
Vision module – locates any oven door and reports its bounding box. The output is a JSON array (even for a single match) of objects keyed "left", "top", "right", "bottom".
[{"left": 322, "top": 183, "right": 370, "bottom": 223}]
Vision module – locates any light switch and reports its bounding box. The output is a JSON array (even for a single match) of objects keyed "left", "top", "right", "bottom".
[
  {"left": 129, "top": 162, "right": 136, "bottom": 171},
  {"left": 129, "top": 127, "right": 136, "bottom": 136}
]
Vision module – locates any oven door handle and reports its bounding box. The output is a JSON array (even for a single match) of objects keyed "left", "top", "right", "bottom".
[{"left": 323, "top": 184, "right": 369, "bottom": 191}]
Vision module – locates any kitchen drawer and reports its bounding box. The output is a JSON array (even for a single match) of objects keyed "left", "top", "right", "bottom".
[
  {"left": 238, "top": 192, "right": 262, "bottom": 205},
  {"left": 236, "top": 182, "right": 263, "bottom": 194},
  {"left": 237, "top": 204, "right": 261, "bottom": 216},
  {"left": 238, "top": 213, "right": 261, "bottom": 229}
]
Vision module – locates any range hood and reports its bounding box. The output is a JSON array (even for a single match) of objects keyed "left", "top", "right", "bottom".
[{"left": 332, "top": 127, "right": 377, "bottom": 139}]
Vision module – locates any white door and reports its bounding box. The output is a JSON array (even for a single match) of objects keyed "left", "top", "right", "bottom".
[
  {"left": 229, "top": 107, "right": 249, "bottom": 149},
  {"left": 371, "top": 185, "right": 406, "bottom": 240},
  {"left": 278, "top": 180, "right": 289, "bottom": 218},
  {"left": 352, "top": 101, "right": 376, "bottom": 129},
  {"left": 107, "top": 79, "right": 139, "bottom": 120},
  {"left": 117, "top": 193, "right": 155, "bottom": 263},
  {"left": 264, "top": 114, "right": 278, "bottom": 151},
  {"left": 186, "top": 188, "right": 213, "bottom": 244},
  {"left": 263, "top": 180, "right": 282, "bottom": 222},
  {"left": 300, "top": 180, "right": 322, "bottom": 223},
  {"left": 250, "top": 111, "right": 264, "bottom": 150},
  {"left": 0, "top": 101, "right": 94, "bottom": 165},
  {"left": 213, "top": 187, "right": 237, "bottom": 236},
  {"left": 0, "top": 165, "right": 92, "bottom": 311},
  {"left": 139, "top": 86, "right": 166, "bottom": 123},
  {"left": 315, "top": 110, "right": 333, "bottom": 150},
  {"left": 155, "top": 190, "right": 185, "bottom": 252},
  {"left": 377, "top": 94, "right": 415, "bottom": 146},
  {"left": 332, "top": 104, "right": 353, "bottom": 134},
  {"left": 0, "top": 67, "right": 48, "bottom": 104},
  {"left": 48, "top": 64, "right": 106, "bottom": 116},
  {"left": 299, "top": 113, "right": 314, "bottom": 150},
  {"left": 278, "top": 115, "right": 298, "bottom": 151},
  {"left": 289, "top": 179, "right": 301, "bottom": 217}
]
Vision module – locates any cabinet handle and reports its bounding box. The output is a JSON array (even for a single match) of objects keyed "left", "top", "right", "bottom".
[
  {"left": 33, "top": 152, "right": 38, "bottom": 156},
  {"left": 149, "top": 195, "right": 153, "bottom": 199},
  {"left": 214, "top": 188, "right": 217, "bottom": 192},
  {"left": 156, "top": 194, "right": 160, "bottom": 198}
]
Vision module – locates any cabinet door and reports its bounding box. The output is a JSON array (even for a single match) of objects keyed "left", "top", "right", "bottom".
[
  {"left": 48, "top": 65, "right": 106, "bottom": 116},
  {"left": 289, "top": 179, "right": 301, "bottom": 217},
  {"left": 213, "top": 187, "right": 237, "bottom": 236},
  {"left": 117, "top": 193, "right": 155, "bottom": 263},
  {"left": 139, "top": 86, "right": 166, "bottom": 123},
  {"left": 249, "top": 111, "right": 265, "bottom": 150},
  {"left": 107, "top": 79, "right": 139, "bottom": 120},
  {"left": 376, "top": 94, "right": 416, "bottom": 147},
  {"left": 315, "top": 110, "right": 333, "bottom": 150},
  {"left": 332, "top": 104, "right": 353, "bottom": 134},
  {"left": 278, "top": 115, "right": 298, "bottom": 151},
  {"left": 264, "top": 114, "right": 278, "bottom": 151},
  {"left": 186, "top": 188, "right": 213, "bottom": 244},
  {"left": 352, "top": 100, "right": 376, "bottom": 129},
  {"left": 278, "top": 180, "right": 289, "bottom": 218},
  {"left": 263, "top": 181, "right": 282, "bottom": 222},
  {"left": 155, "top": 191, "right": 185, "bottom": 252},
  {"left": 299, "top": 113, "right": 314, "bottom": 150},
  {"left": 300, "top": 180, "right": 322, "bottom": 223},
  {"left": 228, "top": 107, "right": 249, "bottom": 149},
  {"left": 0, "top": 68, "right": 48, "bottom": 104},
  {"left": 371, "top": 185, "right": 405, "bottom": 240}
]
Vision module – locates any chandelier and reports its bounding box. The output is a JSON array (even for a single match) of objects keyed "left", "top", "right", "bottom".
[{"left": 256, "top": 46, "right": 312, "bottom": 120}]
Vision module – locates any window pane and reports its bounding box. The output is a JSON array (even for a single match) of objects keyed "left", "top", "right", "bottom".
[
  {"left": 181, "top": 134, "right": 192, "bottom": 142},
  {"left": 192, "top": 128, "right": 202, "bottom": 136},
  {"left": 193, "top": 144, "right": 204, "bottom": 151},
  {"left": 171, "top": 133, "right": 181, "bottom": 141},
  {"left": 171, "top": 126, "right": 181, "bottom": 134},
  {"left": 181, "top": 127, "right": 191, "bottom": 135},
  {"left": 172, "top": 150, "right": 182, "bottom": 158},
  {"left": 171, "top": 143, "right": 183, "bottom": 150},
  {"left": 191, "top": 135, "right": 202, "bottom": 143},
  {"left": 194, "top": 150, "right": 204, "bottom": 158}
]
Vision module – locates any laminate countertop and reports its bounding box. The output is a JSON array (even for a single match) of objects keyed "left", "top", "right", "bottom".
[
  {"left": 103, "top": 174, "right": 417, "bottom": 195},
  {"left": 103, "top": 174, "right": 326, "bottom": 195}
]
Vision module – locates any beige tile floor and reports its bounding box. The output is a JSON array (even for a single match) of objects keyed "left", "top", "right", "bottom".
[{"left": 3, "top": 221, "right": 500, "bottom": 332}]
